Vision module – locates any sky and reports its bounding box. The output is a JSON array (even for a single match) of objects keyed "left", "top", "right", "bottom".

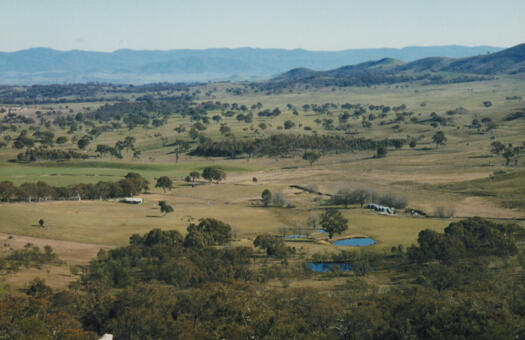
[{"left": 0, "top": 0, "right": 523, "bottom": 52}]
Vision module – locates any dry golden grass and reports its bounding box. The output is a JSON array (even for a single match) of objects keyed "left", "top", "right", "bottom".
[{"left": 0, "top": 233, "right": 112, "bottom": 290}]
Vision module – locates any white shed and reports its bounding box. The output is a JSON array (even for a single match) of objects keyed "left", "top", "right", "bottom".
[{"left": 120, "top": 197, "right": 143, "bottom": 204}]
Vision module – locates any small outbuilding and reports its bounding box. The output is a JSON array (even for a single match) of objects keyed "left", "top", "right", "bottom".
[{"left": 120, "top": 197, "right": 143, "bottom": 204}]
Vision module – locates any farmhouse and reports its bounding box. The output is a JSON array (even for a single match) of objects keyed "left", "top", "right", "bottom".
[{"left": 367, "top": 203, "right": 395, "bottom": 215}]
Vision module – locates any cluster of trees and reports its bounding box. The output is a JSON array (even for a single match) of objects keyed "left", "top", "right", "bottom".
[
  {"left": 84, "top": 94, "right": 260, "bottom": 130},
  {"left": 504, "top": 109, "right": 525, "bottom": 121},
  {"left": 260, "top": 189, "right": 295, "bottom": 208},
  {"left": 81, "top": 220, "right": 238, "bottom": 289},
  {"left": 155, "top": 169, "right": 225, "bottom": 190},
  {"left": 0, "top": 83, "right": 193, "bottom": 105},
  {"left": 190, "top": 133, "right": 406, "bottom": 158},
  {"left": 332, "top": 187, "right": 408, "bottom": 209},
  {"left": 0, "top": 84, "right": 109, "bottom": 104},
  {"left": 0, "top": 243, "right": 61, "bottom": 272},
  {"left": 254, "top": 234, "right": 295, "bottom": 258},
  {"left": 491, "top": 140, "right": 523, "bottom": 166},
  {"left": 256, "top": 107, "right": 282, "bottom": 117},
  {"left": 469, "top": 117, "right": 498, "bottom": 132},
  {"left": 185, "top": 218, "right": 233, "bottom": 248},
  {"left": 259, "top": 71, "right": 432, "bottom": 91},
  {"left": 201, "top": 167, "right": 226, "bottom": 183},
  {"left": 16, "top": 147, "right": 89, "bottom": 162},
  {"left": 0, "top": 172, "right": 149, "bottom": 202},
  {"left": 12, "top": 133, "right": 36, "bottom": 149},
  {"left": 184, "top": 170, "right": 201, "bottom": 182},
  {"left": 407, "top": 217, "right": 523, "bottom": 264},
  {"left": 1, "top": 113, "right": 35, "bottom": 124},
  {"left": 96, "top": 136, "right": 139, "bottom": 159}
]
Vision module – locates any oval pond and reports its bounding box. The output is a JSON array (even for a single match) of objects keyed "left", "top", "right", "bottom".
[{"left": 333, "top": 237, "right": 376, "bottom": 246}]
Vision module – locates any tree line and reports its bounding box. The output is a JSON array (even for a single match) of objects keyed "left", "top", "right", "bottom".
[
  {"left": 16, "top": 147, "right": 89, "bottom": 162},
  {"left": 0, "top": 172, "right": 149, "bottom": 202},
  {"left": 190, "top": 133, "right": 406, "bottom": 158},
  {"left": 331, "top": 187, "right": 408, "bottom": 209}
]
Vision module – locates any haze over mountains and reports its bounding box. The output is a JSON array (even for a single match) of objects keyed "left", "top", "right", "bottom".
[{"left": 0, "top": 45, "right": 503, "bottom": 85}]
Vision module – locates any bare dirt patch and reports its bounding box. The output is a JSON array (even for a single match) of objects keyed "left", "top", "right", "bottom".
[{"left": 0, "top": 232, "right": 112, "bottom": 265}]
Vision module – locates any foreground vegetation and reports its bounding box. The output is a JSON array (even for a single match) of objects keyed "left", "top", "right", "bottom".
[{"left": 1, "top": 217, "right": 524, "bottom": 339}]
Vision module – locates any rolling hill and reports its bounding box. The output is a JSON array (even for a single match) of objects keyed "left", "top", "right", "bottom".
[{"left": 271, "top": 43, "right": 525, "bottom": 86}]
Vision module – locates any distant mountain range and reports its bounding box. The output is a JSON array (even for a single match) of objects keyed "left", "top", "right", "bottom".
[
  {"left": 271, "top": 44, "right": 525, "bottom": 86},
  {"left": 0, "top": 45, "right": 505, "bottom": 85}
]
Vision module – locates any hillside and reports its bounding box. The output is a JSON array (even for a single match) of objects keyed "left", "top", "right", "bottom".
[
  {"left": 272, "top": 43, "right": 525, "bottom": 86},
  {"left": 443, "top": 43, "right": 525, "bottom": 74},
  {"left": 0, "top": 45, "right": 502, "bottom": 85}
]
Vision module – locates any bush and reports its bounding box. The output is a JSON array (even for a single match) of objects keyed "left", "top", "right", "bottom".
[
  {"left": 1, "top": 244, "right": 62, "bottom": 272},
  {"left": 272, "top": 192, "right": 293, "bottom": 208},
  {"left": 434, "top": 206, "right": 455, "bottom": 218},
  {"left": 26, "top": 278, "right": 52, "bottom": 298},
  {"left": 254, "top": 234, "right": 293, "bottom": 258}
]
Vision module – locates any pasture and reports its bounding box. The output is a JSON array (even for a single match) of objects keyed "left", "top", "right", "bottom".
[{"left": 1, "top": 77, "right": 524, "bottom": 289}]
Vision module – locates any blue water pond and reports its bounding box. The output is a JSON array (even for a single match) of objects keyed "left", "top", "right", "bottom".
[
  {"left": 306, "top": 262, "right": 352, "bottom": 272},
  {"left": 333, "top": 237, "right": 376, "bottom": 246}
]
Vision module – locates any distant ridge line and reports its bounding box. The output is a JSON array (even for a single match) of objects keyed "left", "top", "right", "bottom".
[{"left": 0, "top": 45, "right": 505, "bottom": 85}]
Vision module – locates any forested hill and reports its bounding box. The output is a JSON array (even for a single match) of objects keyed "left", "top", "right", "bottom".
[
  {"left": 272, "top": 43, "right": 525, "bottom": 86},
  {"left": 0, "top": 45, "right": 501, "bottom": 84}
]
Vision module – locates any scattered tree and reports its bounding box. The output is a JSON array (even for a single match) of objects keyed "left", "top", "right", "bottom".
[
  {"left": 432, "top": 131, "right": 447, "bottom": 148},
  {"left": 155, "top": 176, "right": 173, "bottom": 192},
  {"left": 77, "top": 136, "right": 91, "bottom": 150},
  {"left": 320, "top": 209, "right": 348, "bottom": 239},
  {"left": 303, "top": 151, "right": 320, "bottom": 166},
  {"left": 158, "top": 201, "right": 174, "bottom": 216},
  {"left": 261, "top": 189, "right": 272, "bottom": 207}
]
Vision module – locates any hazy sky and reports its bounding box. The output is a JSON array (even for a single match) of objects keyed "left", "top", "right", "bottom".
[{"left": 1, "top": 0, "right": 523, "bottom": 52}]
